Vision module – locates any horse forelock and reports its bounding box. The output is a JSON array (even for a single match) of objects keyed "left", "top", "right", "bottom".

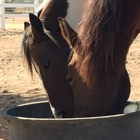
[
  {"left": 76, "top": 0, "right": 124, "bottom": 87},
  {"left": 22, "top": 29, "right": 34, "bottom": 76}
]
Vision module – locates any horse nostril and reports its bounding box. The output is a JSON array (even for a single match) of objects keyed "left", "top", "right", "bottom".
[{"left": 55, "top": 109, "right": 65, "bottom": 118}]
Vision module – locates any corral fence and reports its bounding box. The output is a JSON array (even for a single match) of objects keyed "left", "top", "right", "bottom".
[{"left": 0, "top": 0, "right": 42, "bottom": 29}]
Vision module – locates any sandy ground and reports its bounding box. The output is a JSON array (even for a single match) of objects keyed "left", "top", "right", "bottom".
[
  {"left": 0, "top": 17, "right": 140, "bottom": 140},
  {"left": 0, "top": 18, "right": 47, "bottom": 140}
]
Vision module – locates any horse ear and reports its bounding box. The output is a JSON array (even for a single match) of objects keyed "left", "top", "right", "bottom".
[
  {"left": 29, "top": 13, "right": 44, "bottom": 39},
  {"left": 58, "top": 17, "right": 78, "bottom": 48},
  {"left": 24, "top": 22, "right": 30, "bottom": 31}
]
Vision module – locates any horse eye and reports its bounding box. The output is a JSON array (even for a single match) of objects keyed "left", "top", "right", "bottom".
[{"left": 43, "top": 61, "right": 51, "bottom": 69}]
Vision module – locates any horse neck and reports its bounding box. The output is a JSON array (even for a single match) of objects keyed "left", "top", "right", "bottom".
[
  {"left": 65, "top": 0, "right": 86, "bottom": 31},
  {"left": 112, "top": 1, "right": 140, "bottom": 67},
  {"left": 80, "top": 0, "right": 140, "bottom": 65},
  {"left": 75, "top": 0, "right": 140, "bottom": 86},
  {"left": 35, "top": 0, "right": 51, "bottom": 16},
  {"left": 39, "top": 0, "right": 68, "bottom": 31},
  {"left": 38, "top": 0, "right": 86, "bottom": 31}
]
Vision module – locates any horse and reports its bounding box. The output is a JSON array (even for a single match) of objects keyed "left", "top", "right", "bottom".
[
  {"left": 35, "top": 0, "right": 86, "bottom": 31},
  {"left": 22, "top": 0, "right": 86, "bottom": 118},
  {"left": 58, "top": 0, "right": 140, "bottom": 117}
]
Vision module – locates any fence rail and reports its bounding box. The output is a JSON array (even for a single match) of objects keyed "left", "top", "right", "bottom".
[{"left": 0, "top": 0, "right": 40, "bottom": 29}]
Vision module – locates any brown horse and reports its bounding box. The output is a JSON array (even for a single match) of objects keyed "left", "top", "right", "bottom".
[
  {"left": 58, "top": 0, "right": 140, "bottom": 117},
  {"left": 22, "top": 0, "right": 85, "bottom": 118}
]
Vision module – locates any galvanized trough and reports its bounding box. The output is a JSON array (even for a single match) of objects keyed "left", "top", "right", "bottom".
[{"left": 2, "top": 101, "right": 140, "bottom": 140}]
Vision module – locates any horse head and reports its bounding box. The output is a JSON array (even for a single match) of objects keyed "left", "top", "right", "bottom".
[
  {"left": 22, "top": 2, "right": 74, "bottom": 118},
  {"left": 58, "top": 0, "right": 140, "bottom": 117}
]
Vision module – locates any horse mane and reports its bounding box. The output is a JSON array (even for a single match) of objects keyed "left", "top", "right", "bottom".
[{"left": 76, "top": 0, "right": 123, "bottom": 87}]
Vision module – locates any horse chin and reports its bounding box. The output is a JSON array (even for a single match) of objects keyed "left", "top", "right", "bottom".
[
  {"left": 50, "top": 104, "right": 74, "bottom": 118},
  {"left": 54, "top": 114, "right": 63, "bottom": 118},
  {"left": 49, "top": 104, "right": 64, "bottom": 118},
  {"left": 54, "top": 109, "right": 64, "bottom": 118}
]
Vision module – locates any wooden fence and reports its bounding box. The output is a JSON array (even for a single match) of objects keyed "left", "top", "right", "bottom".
[{"left": 0, "top": 0, "right": 40, "bottom": 29}]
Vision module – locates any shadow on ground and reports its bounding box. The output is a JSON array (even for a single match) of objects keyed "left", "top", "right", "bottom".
[{"left": 0, "top": 88, "right": 48, "bottom": 140}]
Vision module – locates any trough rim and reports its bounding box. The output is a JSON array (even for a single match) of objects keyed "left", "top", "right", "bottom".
[{"left": 2, "top": 100, "right": 140, "bottom": 124}]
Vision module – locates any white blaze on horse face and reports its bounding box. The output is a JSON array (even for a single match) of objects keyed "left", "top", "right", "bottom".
[
  {"left": 49, "top": 104, "right": 63, "bottom": 118},
  {"left": 34, "top": 0, "right": 52, "bottom": 16},
  {"left": 66, "top": 0, "right": 86, "bottom": 31}
]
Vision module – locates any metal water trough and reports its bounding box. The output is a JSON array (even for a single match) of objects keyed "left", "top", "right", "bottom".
[{"left": 2, "top": 101, "right": 140, "bottom": 140}]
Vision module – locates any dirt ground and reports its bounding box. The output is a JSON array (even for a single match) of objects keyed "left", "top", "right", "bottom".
[{"left": 0, "top": 17, "right": 140, "bottom": 140}]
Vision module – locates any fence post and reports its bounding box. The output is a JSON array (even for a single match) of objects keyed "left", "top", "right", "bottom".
[
  {"left": 34, "top": 0, "right": 40, "bottom": 12},
  {"left": 0, "top": 0, "right": 41, "bottom": 30},
  {"left": 1, "top": 0, "right": 5, "bottom": 29}
]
